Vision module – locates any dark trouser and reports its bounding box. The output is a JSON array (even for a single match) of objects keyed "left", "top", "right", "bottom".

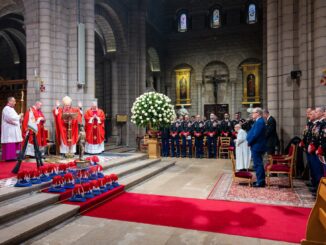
[
  {"left": 161, "top": 138, "right": 170, "bottom": 157},
  {"left": 306, "top": 153, "right": 313, "bottom": 185},
  {"left": 182, "top": 136, "right": 192, "bottom": 157},
  {"left": 171, "top": 136, "right": 180, "bottom": 157},
  {"left": 207, "top": 136, "right": 217, "bottom": 158},
  {"left": 252, "top": 150, "right": 266, "bottom": 185},
  {"left": 195, "top": 137, "right": 204, "bottom": 158},
  {"left": 310, "top": 154, "right": 324, "bottom": 188}
]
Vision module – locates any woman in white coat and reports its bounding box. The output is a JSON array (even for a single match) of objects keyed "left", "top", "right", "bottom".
[{"left": 234, "top": 124, "right": 251, "bottom": 170}]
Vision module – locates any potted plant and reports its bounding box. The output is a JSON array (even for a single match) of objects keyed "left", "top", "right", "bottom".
[{"left": 131, "top": 92, "right": 175, "bottom": 158}]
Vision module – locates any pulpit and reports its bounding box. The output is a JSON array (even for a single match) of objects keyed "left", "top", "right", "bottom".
[{"left": 62, "top": 111, "right": 78, "bottom": 158}]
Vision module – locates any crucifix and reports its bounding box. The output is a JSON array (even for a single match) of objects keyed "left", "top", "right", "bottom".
[{"left": 204, "top": 70, "right": 228, "bottom": 104}]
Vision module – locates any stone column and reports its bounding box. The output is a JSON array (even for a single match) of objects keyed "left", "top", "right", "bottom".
[
  {"left": 313, "top": 0, "right": 326, "bottom": 106},
  {"left": 266, "top": 0, "right": 279, "bottom": 117}
]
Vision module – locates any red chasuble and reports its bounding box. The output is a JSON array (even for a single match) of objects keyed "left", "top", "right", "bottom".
[
  {"left": 84, "top": 108, "right": 105, "bottom": 145},
  {"left": 22, "top": 107, "right": 47, "bottom": 147},
  {"left": 53, "top": 107, "right": 82, "bottom": 147}
]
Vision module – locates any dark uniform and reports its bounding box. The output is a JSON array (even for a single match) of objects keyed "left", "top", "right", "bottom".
[
  {"left": 170, "top": 121, "right": 181, "bottom": 157},
  {"left": 309, "top": 119, "right": 325, "bottom": 188},
  {"left": 220, "top": 119, "right": 233, "bottom": 137},
  {"left": 317, "top": 118, "right": 326, "bottom": 175},
  {"left": 160, "top": 126, "right": 170, "bottom": 157},
  {"left": 193, "top": 120, "right": 205, "bottom": 158},
  {"left": 300, "top": 120, "right": 315, "bottom": 186},
  {"left": 205, "top": 120, "right": 219, "bottom": 158},
  {"left": 181, "top": 119, "right": 193, "bottom": 158},
  {"left": 318, "top": 119, "right": 326, "bottom": 174}
]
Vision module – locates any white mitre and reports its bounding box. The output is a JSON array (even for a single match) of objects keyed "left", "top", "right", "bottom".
[{"left": 62, "top": 96, "right": 72, "bottom": 106}]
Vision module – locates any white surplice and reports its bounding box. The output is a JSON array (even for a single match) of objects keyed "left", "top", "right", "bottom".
[{"left": 1, "top": 105, "right": 23, "bottom": 143}]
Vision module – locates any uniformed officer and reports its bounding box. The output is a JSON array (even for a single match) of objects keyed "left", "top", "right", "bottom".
[
  {"left": 160, "top": 125, "right": 170, "bottom": 157},
  {"left": 170, "top": 118, "right": 181, "bottom": 157},
  {"left": 193, "top": 115, "right": 205, "bottom": 158},
  {"left": 180, "top": 115, "right": 193, "bottom": 158},
  {"left": 220, "top": 113, "right": 234, "bottom": 137},
  {"left": 309, "top": 107, "right": 325, "bottom": 195},
  {"left": 205, "top": 113, "right": 219, "bottom": 158},
  {"left": 300, "top": 108, "right": 314, "bottom": 188}
]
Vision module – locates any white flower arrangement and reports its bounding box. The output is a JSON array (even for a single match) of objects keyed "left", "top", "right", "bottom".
[{"left": 131, "top": 92, "right": 176, "bottom": 129}]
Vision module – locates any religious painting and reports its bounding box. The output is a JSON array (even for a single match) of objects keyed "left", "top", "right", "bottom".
[
  {"left": 246, "top": 74, "right": 255, "bottom": 97},
  {"left": 241, "top": 64, "right": 261, "bottom": 104},
  {"left": 175, "top": 68, "right": 191, "bottom": 106}
]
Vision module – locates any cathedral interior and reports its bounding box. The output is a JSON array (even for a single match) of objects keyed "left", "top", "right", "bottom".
[
  {"left": 0, "top": 1, "right": 326, "bottom": 244},
  {"left": 0, "top": 0, "right": 325, "bottom": 147}
]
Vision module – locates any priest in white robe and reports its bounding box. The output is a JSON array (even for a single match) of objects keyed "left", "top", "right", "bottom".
[
  {"left": 1, "top": 97, "right": 23, "bottom": 161},
  {"left": 234, "top": 124, "right": 251, "bottom": 170}
]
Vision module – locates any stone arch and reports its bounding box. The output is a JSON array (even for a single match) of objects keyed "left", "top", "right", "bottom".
[
  {"left": 0, "top": 9, "right": 25, "bottom": 80},
  {"left": 238, "top": 57, "right": 261, "bottom": 67},
  {"left": 95, "top": 1, "right": 127, "bottom": 54},
  {"left": 94, "top": 1, "right": 129, "bottom": 142},
  {"left": 95, "top": 13, "right": 116, "bottom": 53},
  {"left": 0, "top": 0, "right": 24, "bottom": 18}
]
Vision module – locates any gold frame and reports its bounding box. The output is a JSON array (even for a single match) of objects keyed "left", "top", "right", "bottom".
[
  {"left": 241, "top": 64, "right": 261, "bottom": 104},
  {"left": 175, "top": 68, "right": 191, "bottom": 106}
]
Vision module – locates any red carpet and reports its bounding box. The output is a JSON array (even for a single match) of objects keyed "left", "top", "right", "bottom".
[
  {"left": 0, "top": 161, "right": 39, "bottom": 179},
  {"left": 84, "top": 192, "right": 311, "bottom": 243},
  {"left": 64, "top": 185, "right": 125, "bottom": 212}
]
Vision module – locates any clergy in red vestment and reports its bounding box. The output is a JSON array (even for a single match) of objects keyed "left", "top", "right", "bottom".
[
  {"left": 53, "top": 96, "right": 82, "bottom": 155},
  {"left": 84, "top": 101, "right": 105, "bottom": 154},
  {"left": 22, "top": 101, "right": 47, "bottom": 156}
]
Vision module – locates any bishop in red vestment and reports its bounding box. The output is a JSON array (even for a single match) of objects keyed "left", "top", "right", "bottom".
[
  {"left": 84, "top": 101, "right": 105, "bottom": 154},
  {"left": 53, "top": 96, "right": 82, "bottom": 154}
]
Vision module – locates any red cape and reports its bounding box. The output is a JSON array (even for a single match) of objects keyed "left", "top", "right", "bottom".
[
  {"left": 53, "top": 107, "right": 82, "bottom": 146},
  {"left": 22, "top": 107, "right": 47, "bottom": 147},
  {"left": 84, "top": 108, "right": 105, "bottom": 145}
]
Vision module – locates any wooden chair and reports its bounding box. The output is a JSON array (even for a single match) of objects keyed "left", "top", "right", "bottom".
[
  {"left": 218, "top": 137, "right": 231, "bottom": 159},
  {"left": 265, "top": 144, "right": 296, "bottom": 188},
  {"left": 270, "top": 143, "right": 298, "bottom": 176},
  {"left": 301, "top": 177, "right": 326, "bottom": 245},
  {"left": 230, "top": 152, "right": 253, "bottom": 186}
]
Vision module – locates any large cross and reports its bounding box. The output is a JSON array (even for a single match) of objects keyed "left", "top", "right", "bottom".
[{"left": 205, "top": 70, "right": 228, "bottom": 104}]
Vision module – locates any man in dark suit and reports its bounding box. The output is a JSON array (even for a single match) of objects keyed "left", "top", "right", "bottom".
[
  {"left": 263, "top": 109, "right": 279, "bottom": 154},
  {"left": 247, "top": 108, "right": 267, "bottom": 187}
]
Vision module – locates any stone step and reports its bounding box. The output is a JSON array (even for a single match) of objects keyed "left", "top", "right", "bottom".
[
  {"left": 0, "top": 182, "right": 51, "bottom": 203},
  {"left": 0, "top": 193, "right": 59, "bottom": 225},
  {"left": 0, "top": 153, "right": 146, "bottom": 203},
  {"left": 104, "top": 158, "right": 161, "bottom": 178},
  {"left": 0, "top": 204, "right": 79, "bottom": 245},
  {"left": 100, "top": 152, "right": 147, "bottom": 170},
  {"left": 120, "top": 160, "right": 176, "bottom": 189}
]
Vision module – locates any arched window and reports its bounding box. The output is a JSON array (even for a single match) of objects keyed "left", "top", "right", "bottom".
[
  {"left": 177, "top": 10, "right": 189, "bottom": 32},
  {"left": 247, "top": 3, "right": 257, "bottom": 24},
  {"left": 210, "top": 8, "right": 221, "bottom": 28}
]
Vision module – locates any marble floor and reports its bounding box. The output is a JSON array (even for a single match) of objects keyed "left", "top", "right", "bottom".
[{"left": 27, "top": 158, "right": 298, "bottom": 245}]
